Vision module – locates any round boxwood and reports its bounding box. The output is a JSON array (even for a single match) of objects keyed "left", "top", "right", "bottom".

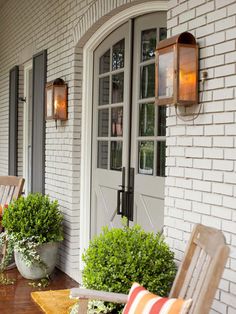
[
  {"left": 82, "top": 222, "right": 176, "bottom": 312},
  {"left": 2, "top": 193, "right": 63, "bottom": 244}
]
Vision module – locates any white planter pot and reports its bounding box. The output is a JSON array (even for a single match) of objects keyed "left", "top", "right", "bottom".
[{"left": 14, "top": 241, "right": 60, "bottom": 280}]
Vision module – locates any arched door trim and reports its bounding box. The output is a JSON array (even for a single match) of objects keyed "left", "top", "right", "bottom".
[{"left": 79, "top": 1, "right": 167, "bottom": 270}]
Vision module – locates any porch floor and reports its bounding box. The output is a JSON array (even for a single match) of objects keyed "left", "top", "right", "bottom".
[{"left": 0, "top": 267, "right": 78, "bottom": 313}]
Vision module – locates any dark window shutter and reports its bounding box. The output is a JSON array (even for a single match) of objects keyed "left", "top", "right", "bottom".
[
  {"left": 31, "top": 50, "right": 47, "bottom": 194},
  {"left": 8, "top": 66, "right": 19, "bottom": 176}
]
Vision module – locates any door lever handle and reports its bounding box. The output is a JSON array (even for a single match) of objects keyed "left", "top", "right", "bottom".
[
  {"left": 117, "top": 167, "right": 126, "bottom": 216},
  {"left": 117, "top": 188, "right": 124, "bottom": 215},
  {"left": 127, "top": 167, "right": 134, "bottom": 221}
]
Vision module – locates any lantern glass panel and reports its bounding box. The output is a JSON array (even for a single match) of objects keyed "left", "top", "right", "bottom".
[
  {"left": 54, "top": 86, "right": 67, "bottom": 120},
  {"left": 158, "top": 49, "right": 174, "bottom": 98},
  {"left": 46, "top": 86, "right": 53, "bottom": 118},
  {"left": 179, "top": 46, "right": 197, "bottom": 102}
]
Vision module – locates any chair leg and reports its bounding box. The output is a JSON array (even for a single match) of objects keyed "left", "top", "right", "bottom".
[{"left": 78, "top": 298, "right": 89, "bottom": 314}]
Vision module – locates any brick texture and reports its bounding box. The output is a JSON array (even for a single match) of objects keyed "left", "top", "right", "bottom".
[
  {"left": 0, "top": 0, "right": 151, "bottom": 281},
  {"left": 167, "top": 0, "right": 236, "bottom": 312},
  {"left": 1, "top": 1, "right": 236, "bottom": 311}
]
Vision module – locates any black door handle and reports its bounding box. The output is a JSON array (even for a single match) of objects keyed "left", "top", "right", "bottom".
[
  {"left": 117, "top": 167, "right": 125, "bottom": 216},
  {"left": 116, "top": 167, "right": 134, "bottom": 221},
  {"left": 127, "top": 167, "right": 134, "bottom": 221},
  {"left": 117, "top": 188, "right": 124, "bottom": 215}
]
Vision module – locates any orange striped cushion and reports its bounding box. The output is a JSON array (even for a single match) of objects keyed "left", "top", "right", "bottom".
[{"left": 122, "top": 283, "right": 192, "bottom": 314}]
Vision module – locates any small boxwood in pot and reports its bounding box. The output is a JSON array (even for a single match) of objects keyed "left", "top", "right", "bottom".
[
  {"left": 82, "top": 221, "right": 177, "bottom": 313},
  {"left": 1, "top": 193, "right": 63, "bottom": 275}
]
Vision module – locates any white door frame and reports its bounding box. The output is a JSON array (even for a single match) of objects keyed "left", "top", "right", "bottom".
[
  {"left": 79, "top": 1, "right": 167, "bottom": 269},
  {"left": 23, "top": 61, "right": 32, "bottom": 195}
]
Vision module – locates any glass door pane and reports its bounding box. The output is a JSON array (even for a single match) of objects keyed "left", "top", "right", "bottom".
[
  {"left": 141, "top": 28, "right": 156, "bottom": 61},
  {"left": 91, "top": 22, "right": 130, "bottom": 236},
  {"left": 112, "top": 39, "right": 125, "bottom": 70},
  {"left": 96, "top": 38, "right": 126, "bottom": 171},
  {"left": 139, "top": 103, "right": 154, "bottom": 136},
  {"left": 138, "top": 141, "right": 154, "bottom": 175},
  {"left": 136, "top": 23, "right": 167, "bottom": 177},
  {"left": 130, "top": 12, "right": 167, "bottom": 233}
]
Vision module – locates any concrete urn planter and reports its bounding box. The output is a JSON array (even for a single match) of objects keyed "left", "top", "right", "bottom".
[{"left": 14, "top": 242, "right": 60, "bottom": 280}]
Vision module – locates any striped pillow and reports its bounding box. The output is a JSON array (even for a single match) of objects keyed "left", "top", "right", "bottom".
[{"left": 122, "top": 283, "right": 192, "bottom": 314}]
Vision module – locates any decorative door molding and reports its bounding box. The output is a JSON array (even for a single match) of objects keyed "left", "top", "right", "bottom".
[{"left": 78, "top": 1, "right": 167, "bottom": 270}]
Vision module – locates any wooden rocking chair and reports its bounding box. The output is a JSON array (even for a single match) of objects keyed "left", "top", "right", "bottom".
[
  {"left": 70, "top": 224, "right": 229, "bottom": 314},
  {"left": 0, "top": 176, "right": 25, "bottom": 201},
  {"left": 0, "top": 176, "right": 25, "bottom": 262},
  {"left": 0, "top": 176, "right": 25, "bottom": 223}
]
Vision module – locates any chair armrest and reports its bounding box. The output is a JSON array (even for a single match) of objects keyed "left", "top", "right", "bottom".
[{"left": 70, "top": 288, "right": 128, "bottom": 304}]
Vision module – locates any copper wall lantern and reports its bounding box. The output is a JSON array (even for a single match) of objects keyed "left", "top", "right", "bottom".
[
  {"left": 155, "top": 32, "right": 198, "bottom": 106},
  {"left": 45, "top": 78, "right": 68, "bottom": 121}
]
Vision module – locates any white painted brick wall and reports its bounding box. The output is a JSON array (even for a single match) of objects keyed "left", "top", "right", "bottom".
[
  {"left": 1, "top": 0, "right": 235, "bottom": 310},
  {"left": 0, "top": 0, "right": 152, "bottom": 282},
  {"left": 0, "top": 0, "right": 90, "bottom": 281},
  {"left": 166, "top": 0, "right": 236, "bottom": 312}
]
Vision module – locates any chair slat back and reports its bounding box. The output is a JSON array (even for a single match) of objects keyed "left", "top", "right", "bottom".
[
  {"left": 170, "top": 224, "right": 229, "bottom": 314},
  {"left": 0, "top": 176, "right": 24, "bottom": 206}
]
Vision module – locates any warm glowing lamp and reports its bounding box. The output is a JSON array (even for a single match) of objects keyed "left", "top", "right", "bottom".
[
  {"left": 155, "top": 32, "right": 198, "bottom": 106},
  {"left": 45, "top": 78, "right": 68, "bottom": 121}
]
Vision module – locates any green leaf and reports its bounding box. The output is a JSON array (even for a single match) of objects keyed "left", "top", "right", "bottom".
[{"left": 82, "top": 223, "right": 177, "bottom": 312}]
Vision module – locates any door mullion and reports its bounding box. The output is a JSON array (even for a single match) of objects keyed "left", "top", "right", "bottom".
[{"left": 125, "top": 19, "right": 135, "bottom": 223}]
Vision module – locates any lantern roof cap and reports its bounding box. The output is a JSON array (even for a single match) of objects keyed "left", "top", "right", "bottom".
[
  {"left": 52, "top": 78, "right": 65, "bottom": 85},
  {"left": 46, "top": 78, "right": 66, "bottom": 88},
  {"left": 156, "top": 31, "right": 196, "bottom": 50}
]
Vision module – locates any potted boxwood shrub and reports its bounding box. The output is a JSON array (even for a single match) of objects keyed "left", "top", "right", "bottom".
[
  {"left": 70, "top": 220, "right": 176, "bottom": 314},
  {"left": 1, "top": 193, "right": 63, "bottom": 280}
]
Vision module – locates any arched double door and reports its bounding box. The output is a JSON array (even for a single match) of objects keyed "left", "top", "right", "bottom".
[{"left": 91, "top": 12, "right": 167, "bottom": 236}]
